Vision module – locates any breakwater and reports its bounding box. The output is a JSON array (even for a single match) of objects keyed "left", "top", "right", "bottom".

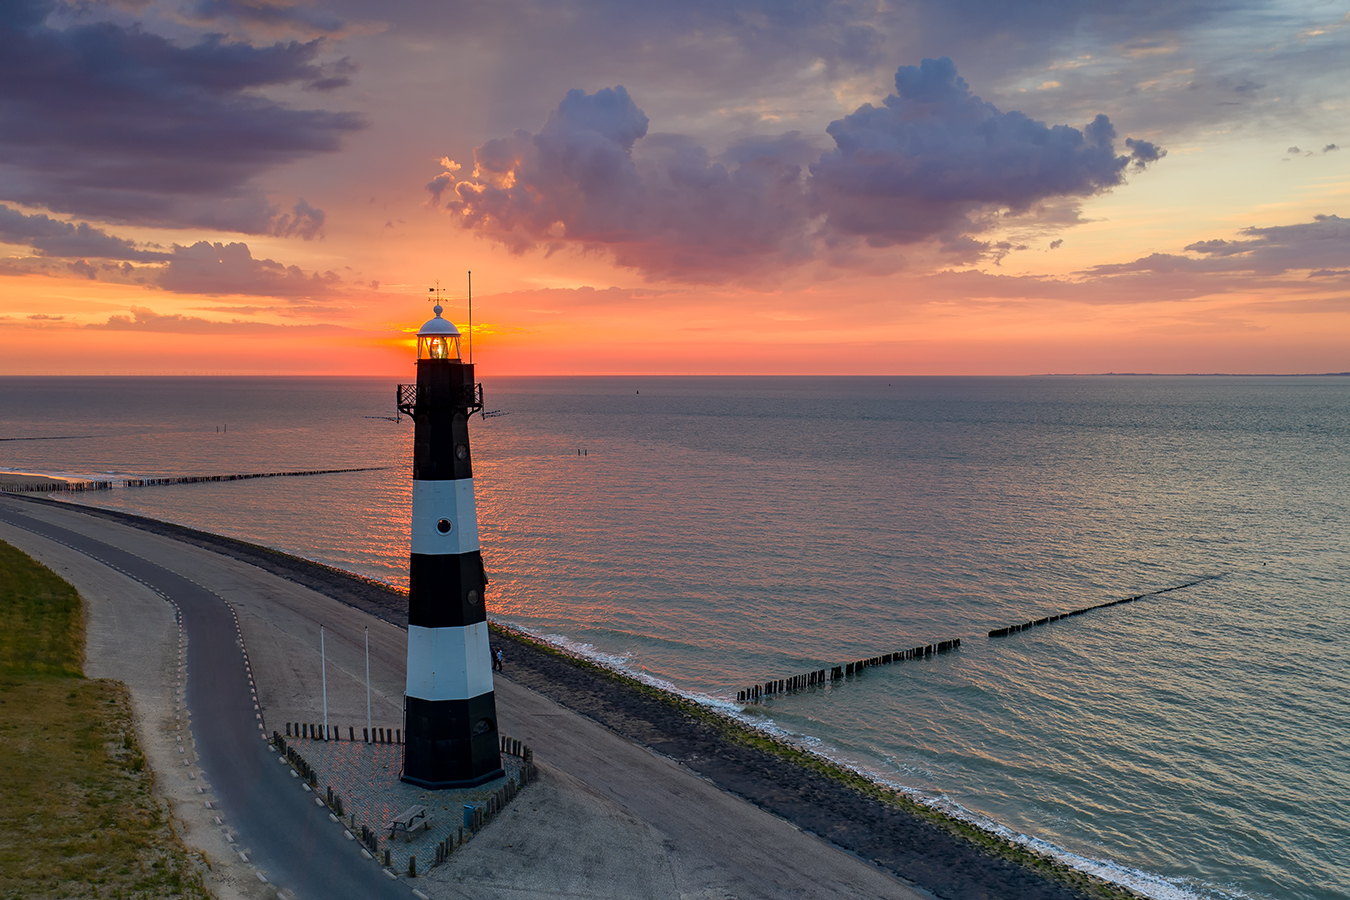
[
  {"left": 738, "top": 639, "right": 961, "bottom": 704},
  {"left": 0, "top": 466, "right": 386, "bottom": 493},
  {"left": 122, "top": 466, "right": 387, "bottom": 486},
  {"left": 987, "top": 577, "right": 1214, "bottom": 638},
  {"left": 0, "top": 479, "right": 111, "bottom": 493}
]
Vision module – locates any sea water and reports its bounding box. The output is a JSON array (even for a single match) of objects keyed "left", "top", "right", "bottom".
[{"left": 2, "top": 375, "right": 1347, "bottom": 900}]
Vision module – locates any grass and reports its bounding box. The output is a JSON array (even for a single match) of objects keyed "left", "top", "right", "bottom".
[
  {"left": 0, "top": 539, "right": 211, "bottom": 900},
  {"left": 492, "top": 620, "right": 1145, "bottom": 900}
]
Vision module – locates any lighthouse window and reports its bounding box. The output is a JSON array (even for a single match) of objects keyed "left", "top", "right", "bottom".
[
  {"left": 455, "top": 443, "right": 469, "bottom": 460},
  {"left": 436, "top": 518, "right": 452, "bottom": 534},
  {"left": 466, "top": 589, "right": 480, "bottom": 605}
]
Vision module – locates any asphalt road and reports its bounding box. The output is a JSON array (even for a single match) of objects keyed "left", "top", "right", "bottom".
[{"left": 0, "top": 501, "right": 411, "bottom": 900}]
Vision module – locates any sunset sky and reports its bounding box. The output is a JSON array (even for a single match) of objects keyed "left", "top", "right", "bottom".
[{"left": 1, "top": 0, "right": 1347, "bottom": 375}]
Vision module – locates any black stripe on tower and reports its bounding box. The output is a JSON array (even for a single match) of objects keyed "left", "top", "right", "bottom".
[
  {"left": 413, "top": 360, "right": 475, "bottom": 482},
  {"left": 408, "top": 552, "right": 489, "bottom": 629},
  {"left": 402, "top": 694, "right": 502, "bottom": 789}
]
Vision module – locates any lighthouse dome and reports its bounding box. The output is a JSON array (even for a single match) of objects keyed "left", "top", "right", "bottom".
[{"left": 417, "top": 304, "right": 462, "bottom": 360}]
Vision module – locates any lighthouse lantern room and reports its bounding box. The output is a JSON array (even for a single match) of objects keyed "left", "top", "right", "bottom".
[{"left": 397, "top": 299, "right": 502, "bottom": 789}]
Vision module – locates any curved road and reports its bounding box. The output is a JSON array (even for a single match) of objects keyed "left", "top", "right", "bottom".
[{"left": 0, "top": 502, "right": 411, "bottom": 900}]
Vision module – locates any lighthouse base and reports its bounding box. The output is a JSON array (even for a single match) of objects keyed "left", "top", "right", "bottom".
[{"left": 401, "top": 693, "right": 504, "bottom": 789}]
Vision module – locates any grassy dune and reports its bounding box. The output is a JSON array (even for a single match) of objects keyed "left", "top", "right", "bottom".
[{"left": 0, "top": 540, "right": 210, "bottom": 900}]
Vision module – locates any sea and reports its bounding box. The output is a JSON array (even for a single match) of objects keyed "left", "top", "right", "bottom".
[{"left": 1, "top": 375, "right": 1346, "bottom": 900}]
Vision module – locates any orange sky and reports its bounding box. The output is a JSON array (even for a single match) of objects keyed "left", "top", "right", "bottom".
[{"left": 2, "top": 1, "right": 1347, "bottom": 375}]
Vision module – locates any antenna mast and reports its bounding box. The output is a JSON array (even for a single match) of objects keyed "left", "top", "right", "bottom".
[{"left": 467, "top": 270, "right": 473, "bottom": 365}]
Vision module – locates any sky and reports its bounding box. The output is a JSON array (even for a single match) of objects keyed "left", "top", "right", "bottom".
[{"left": 1, "top": 0, "right": 1347, "bottom": 375}]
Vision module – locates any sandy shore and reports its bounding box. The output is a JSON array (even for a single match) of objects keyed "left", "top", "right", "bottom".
[{"left": 0, "top": 494, "right": 1108, "bottom": 900}]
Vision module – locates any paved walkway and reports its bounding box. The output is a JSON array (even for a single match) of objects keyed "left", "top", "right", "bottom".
[{"left": 284, "top": 735, "right": 528, "bottom": 874}]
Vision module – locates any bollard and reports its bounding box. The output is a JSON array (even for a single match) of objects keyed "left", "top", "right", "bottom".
[
  {"left": 286, "top": 723, "right": 291, "bottom": 737},
  {"left": 302, "top": 723, "right": 308, "bottom": 738},
  {"left": 349, "top": 726, "right": 354, "bottom": 741},
  {"left": 463, "top": 805, "right": 474, "bottom": 829},
  {"left": 396, "top": 729, "right": 401, "bottom": 744},
  {"left": 409, "top": 856, "right": 416, "bottom": 878},
  {"left": 364, "top": 727, "right": 369, "bottom": 743},
  {"left": 384, "top": 849, "right": 390, "bottom": 867}
]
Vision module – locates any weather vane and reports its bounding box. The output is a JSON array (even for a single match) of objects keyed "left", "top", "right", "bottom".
[{"left": 424, "top": 275, "right": 472, "bottom": 363}]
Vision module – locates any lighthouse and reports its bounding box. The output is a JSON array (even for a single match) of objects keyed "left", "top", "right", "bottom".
[{"left": 397, "top": 300, "right": 503, "bottom": 788}]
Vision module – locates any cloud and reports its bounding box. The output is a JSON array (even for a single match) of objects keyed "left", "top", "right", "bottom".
[
  {"left": 0, "top": 0, "right": 362, "bottom": 231},
  {"left": 268, "top": 199, "right": 326, "bottom": 239},
  {"left": 433, "top": 60, "right": 1162, "bottom": 280},
  {"left": 188, "top": 0, "right": 349, "bottom": 40},
  {"left": 1091, "top": 215, "right": 1350, "bottom": 278},
  {"left": 433, "top": 86, "right": 817, "bottom": 279},
  {"left": 156, "top": 241, "right": 341, "bottom": 297},
  {"left": 87, "top": 306, "right": 350, "bottom": 333},
  {"left": 811, "top": 57, "right": 1161, "bottom": 249},
  {"left": 0, "top": 205, "right": 171, "bottom": 260}
]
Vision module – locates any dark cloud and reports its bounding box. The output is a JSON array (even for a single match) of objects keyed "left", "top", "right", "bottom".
[
  {"left": 0, "top": 204, "right": 171, "bottom": 260},
  {"left": 156, "top": 241, "right": 341, "bottom": 297},
  {"left": 0, "top": 0, "right": 362, "bottom": 231},
  {"left": 434, "top": 60, "right": 1161, "bottom": 280}
]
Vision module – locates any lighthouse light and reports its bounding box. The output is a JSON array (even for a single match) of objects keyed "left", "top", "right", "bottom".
[{"left": 418, "top": 333, "right": 462, "bottom": 360}]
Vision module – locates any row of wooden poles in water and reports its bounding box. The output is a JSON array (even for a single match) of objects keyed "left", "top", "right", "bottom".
[
  {"left": 739, "top": 577, "right": 1211, "bottom": 705},
  {"left": 737, "top": 639, "right": 962, "bottom": 703},
  {"left": 987, "top": 577, "right": 1211, "bottom": 638},
  {"left": 0, "top": 466, "right": 385, "bottom": 493}
]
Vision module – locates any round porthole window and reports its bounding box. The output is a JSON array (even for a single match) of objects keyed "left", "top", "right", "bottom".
[
  {"left": 466, "top": 589, "right": 480, "bottom": 605},
  {"left": 455, "top": 443, "right": 469, "bottom": 460},
  {"left": 436, "top": 518, "right": 452, "bottom": 534}
]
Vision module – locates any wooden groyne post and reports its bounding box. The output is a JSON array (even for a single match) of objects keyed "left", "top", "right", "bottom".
[
  {"left": 987, "top": 577, "right": 1213, "bottom": 638},
  {"left": 737, "top": 638, "right": 962, "bottom": 704}
]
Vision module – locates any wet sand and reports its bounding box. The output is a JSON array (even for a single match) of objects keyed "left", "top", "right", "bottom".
[{"left": 0, "top": 494, "right": 1114, "bottom": 900}]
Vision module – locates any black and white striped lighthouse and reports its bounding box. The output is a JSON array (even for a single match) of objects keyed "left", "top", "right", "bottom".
[{"left": 396, "top": 300, "right": 503, "bottom": 789}]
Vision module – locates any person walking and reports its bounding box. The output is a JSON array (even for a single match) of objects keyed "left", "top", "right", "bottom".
[{"left": 493, "top": 647, "right": 504, "bottom": 671}]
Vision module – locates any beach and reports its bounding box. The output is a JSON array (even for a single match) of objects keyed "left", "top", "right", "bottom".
[{"left": 0, "top": 492, "right": 1118, "bottom": 900}]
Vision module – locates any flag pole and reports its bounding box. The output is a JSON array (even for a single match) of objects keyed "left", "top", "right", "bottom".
[
  {"left": 365, "top": 626, "right": 371, "bottom": 739},
  {"left": 321, "top": 625, "right": 328, "bottom": 740}
]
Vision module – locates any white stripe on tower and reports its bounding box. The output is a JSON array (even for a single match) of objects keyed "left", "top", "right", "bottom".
[
  {"left": 406, "top": 623, "right": 494, "bottom": 699},
  {"left": 409, "top": 479, "right": 480, "bottom": 556}
]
